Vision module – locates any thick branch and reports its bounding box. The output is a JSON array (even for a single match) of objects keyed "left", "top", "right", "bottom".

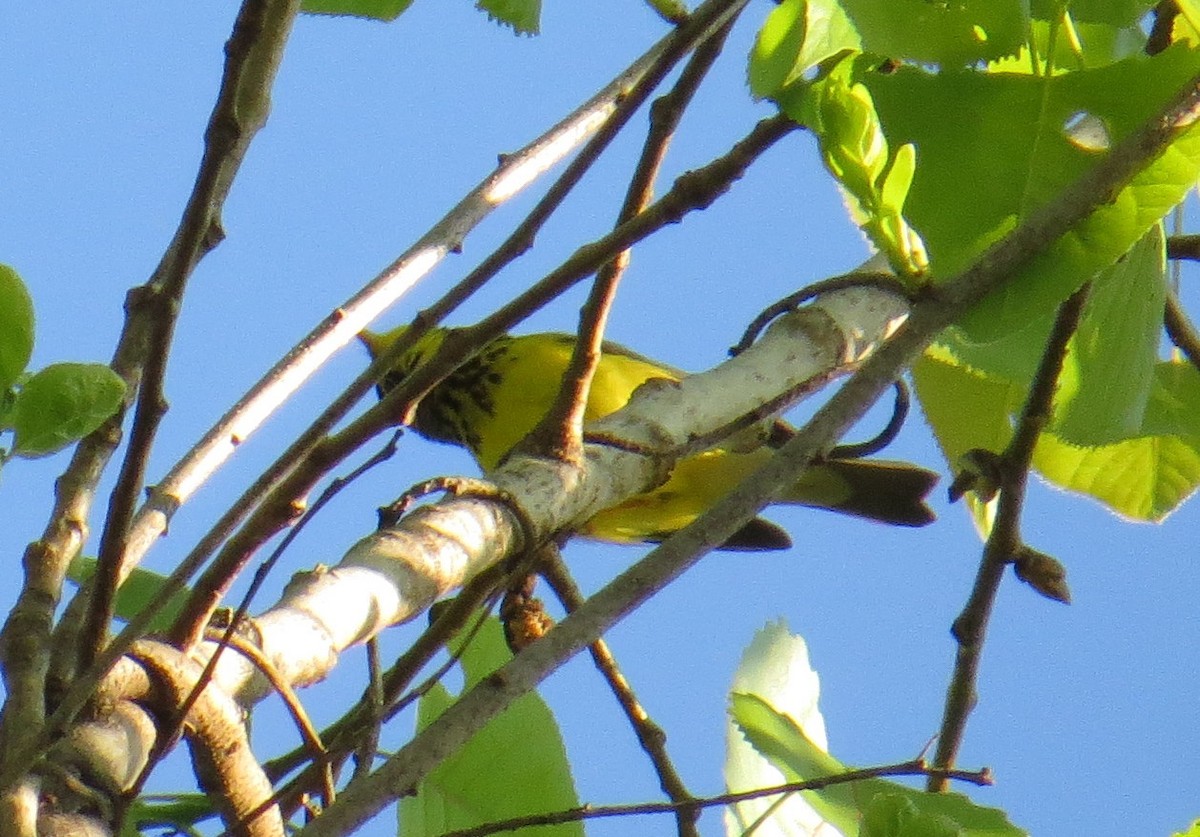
[{"left": 291, "top": 71, "right": 1200, "bottom": 833}]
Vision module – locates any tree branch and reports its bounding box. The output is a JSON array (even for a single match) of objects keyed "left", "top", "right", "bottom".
[
  {"left": 539, "top": 550, "right": 700, "bottom": 835},
  {"left": 397, "top": 759, "right": 989, "bottom": 837},
  {"left": 1165, "top": 286, "right": 1200, "bottom": 371},
  {"left": 291, "top": 70, "right": 1200, "bottom": 834},
  {"left": 0, "top": 0, "right": 300, "bottom": 790},
  {"left": 929, "top": 284, "right": 1091, "bottom": 791}
]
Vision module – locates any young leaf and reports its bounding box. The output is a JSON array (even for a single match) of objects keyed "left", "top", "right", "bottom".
[
  {"left": 724, "top": 620, "right": 830, "bottom": 836},
  {"left": 10, "top": 362, "right": 125, "bottom": 457},
  {"left": 0, "top": 264, "right": 35, "bottom": 392},
  {"left": 731, "top": 692, "right": 1027, "bottom": 836},
  {"left": 748, "top": 0, "right": 860, "bottom": 100},
  {"left": 865, "top": 45, "right": 1200, "bottom": 343},
  {"left": 299, "top": 0, "right": 414, "bottom": 20},
  {"left": 399, "top": 617, "right": 581, "bottom": 836}
]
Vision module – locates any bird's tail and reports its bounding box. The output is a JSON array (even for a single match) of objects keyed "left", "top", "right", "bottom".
[{"left": 783, "top": 458, "right": 939, "bottom": 527}]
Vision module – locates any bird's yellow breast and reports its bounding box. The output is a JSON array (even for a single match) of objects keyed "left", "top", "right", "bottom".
[{"left": 441, "top": 333, "right": 680, "bottom": 469}]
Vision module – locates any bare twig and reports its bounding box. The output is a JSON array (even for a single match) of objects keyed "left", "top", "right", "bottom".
[
  {"left": 529, "top": 14, "right": 739, "bottom": 470},
  {"left": 433, "top": 758, "right": 992, "bottom": 837},
  {"left": 539, "top": 550, "right": 700, "bottom": 835},
  {"left": 1166, "top": 232, "right": 1200, "bottom": 260},
  {"left": 408, "top": 0, "right": 751, "bottom": 343},
  {"left": 1165, "top": 287, "right": 1200, "bottom": 371},
  {"left": 928, "top": 284, "right": 1091, "bottom": 790},
  {"left": 84, "top": 0, "right": 303, "bottom": 671}
]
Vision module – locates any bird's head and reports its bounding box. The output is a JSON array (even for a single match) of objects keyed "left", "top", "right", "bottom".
[{"left": 358, "top": 325, "right": 450, "bottom": 396}]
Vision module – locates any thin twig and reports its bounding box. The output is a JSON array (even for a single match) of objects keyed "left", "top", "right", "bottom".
[
  {"left": 538, "top": 550, "right": 700, "bottom": 834},
  {"left": 353, "top": 638, "right": 385, "bottom": 785},
  {"left": 928, "top": 283, "right": 1091, "bottom": 790},
  {"left": 1165, "top": 287, "right": 1200, "bottom": 371},
  {"left": 523, "top": 32, "right": 741, "bottom": 835},
  {"left": 1166, "top": 232, "right": 1200, "bottom": 260},
  {"left": 83, "top": 0, "right": 303, "bottom": 671},
  {"left": 407, "top": 0, "right": 751, "bottom": 343},
  {"left": 433, "top": 758, "right": 992, "bottom": 837},
  {"left": 529, "top": 14, "right": 739, "bottom": 469}
]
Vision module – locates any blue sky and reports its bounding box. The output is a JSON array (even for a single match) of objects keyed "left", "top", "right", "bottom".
[{"left": 3, "top": 2, "right": 1200, "bottom": 835}]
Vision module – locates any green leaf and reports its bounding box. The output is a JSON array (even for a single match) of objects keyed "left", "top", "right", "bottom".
[
  {"left": 725, "top": 621, "right": 831, "bottom": 835},
  {"left": 1034, "top": 361, "right": 1200, "bottom": 521},
  {"left": 748, "top": 0, "right": 860, "bottom": 99},
  {"left": 1172, "top": 817, "right": 1200, "bottom": 837},
  {"left": 749, "top": 0, "right": 1024, "bottom": 92},
  {"left": 124, "top": 794, "right": 214, "bottom": 837},
  {"left": 865, "top": 45, "right": 1200, "bottom": 342},
  {"left": 840, "top": 0, "right": 1026, "bottom": 67},
  {"left": 912, "top": 349, "right": 1021, "bottom": 469},
  {"left": 1052, "top": 225, "right": 1166, "bottom": 445},
  {"left": 731, "top": 693, "right": 1027, "bottom": 836},
  {"left": 914, "top": 349, "right": 1200, "bottom": 521},
  {"left": 861, "top": 792, "right": 967, "bottom": 837},
  {"left": 476, "top": 0, "right": 541, "bottom": 35},
  {"left": 935, "top": 226, "right": 1170, "bottom": 444},
  {"left": 0, "top": 264, "right": 35, "bottom": 391},
  {"left": 399, "top": 617, "right": 581, "bottom": 836},
  {"left": 1029, "top": 0, "right": 1153, "bottom": 26},
  {"left": 67, "top": 556, "right": 190, "bottom": 633},
  {"left": 10, "top": 362, "right": 125, "bottom": 457},
  {"left": 1144, "top": 360, "right": 1200, "bottom": 437},
  {"left": 300, "top": 0, "right": 413, "bottom": 20},
  {"left": 1033, "top": 431, "right": 1200, "bottom": 522}
]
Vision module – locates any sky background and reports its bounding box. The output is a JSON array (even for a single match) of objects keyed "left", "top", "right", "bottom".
[{"left": 3, "top": 2, "right": 1200, "bottom": 835}]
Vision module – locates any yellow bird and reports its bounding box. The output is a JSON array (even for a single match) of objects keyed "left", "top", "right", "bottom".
[{"left": 361, "top": 326, "right": 936, "bottom": 551}]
